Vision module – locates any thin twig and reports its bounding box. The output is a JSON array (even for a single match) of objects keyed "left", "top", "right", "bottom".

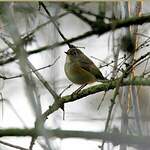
[
  {"left": 0, "top": 56, "right": 60, "bottom": 80},
  {"left": 1, "top": 12, "right": 150, "bottom": 67},
  {"left": 0, "top": 35, "right": 59, "bottom": 100},
  {"left": 5, "top": 99, "right": 28, "bottom": 128},
  {"left": 0, "top": 93, "right": 3, "bottom": 120},
  {"left": 62, "top": 3, "right": 112, "bottom": 21},
  {"left": 29, "top": 136, "right": 36, "bottom": 150},
  {"left": 143, "top": 57, "right": 149, "bottom": 75},
  {"left": 0, "top": 12, "right": 68, "bottom": 57},
  {"left": 0, "top": 140, "right": 28, "bottom": 150},
  {"left": 59, "top": 84, "right": 73, "bottom": 96},
  {"left": 100, "top": 52, "right": 150, "bottom": 148},
  {"left": 97, "top": 91, "right": 107, "bottom": 110},
  {"left": 22, "top": 12, "right": 68, "bottom": 40},
  {"left": 27, "top": 59, "right": 59, "bottom": 100},
  {"left": 39, "top": 2, "right": 74, "bottom": 48},
  {"left": 0, "top": 30, "right": 95, "bottom": 66},
  {"left": 1, "top": 17, "right": 150, "bottom": 67},
  {"left": 62, "top": 3, "right": 94, "bottom": 26}
]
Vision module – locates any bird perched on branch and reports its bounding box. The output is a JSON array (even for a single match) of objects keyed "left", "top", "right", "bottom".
[{"left": 64, "top": 48, "right": 107, "bottom": 86}]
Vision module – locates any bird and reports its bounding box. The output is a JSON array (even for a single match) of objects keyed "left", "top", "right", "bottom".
[{"left": 64, "top": 48, "right": 106, "bottom": 86}]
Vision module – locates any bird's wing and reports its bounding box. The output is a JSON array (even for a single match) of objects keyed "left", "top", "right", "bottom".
[{"left": 79, "top": 56, "right": 105, "bottom": 80}]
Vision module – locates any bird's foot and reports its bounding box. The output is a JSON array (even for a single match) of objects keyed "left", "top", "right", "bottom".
[{"left": 71, "top": 84, "right": 87, "bottom": 98}]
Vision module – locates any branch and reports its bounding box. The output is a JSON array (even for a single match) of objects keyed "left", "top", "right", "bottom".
[
  {"left": 0, "top": 128, "right": 150, "bottom": 148},
  {"left": 1, "top": 13, "right": 150, "bottom": 66},
  {"left": 0, "top": 140, "right": 28, "bottom": 150},
  {"left": 26, "top": 59, "right": 59, "bottom": 100},
  {"left": 39, "top": 2, "right": 74, "bottom": 48},
  {"left": 92, "top": 14, "right": 150, "bottom": 35},
  {"left": 62, "top": 3, "right": 150, "bottom": 35},
  {"left": 37, "top": 77, "right": 150, "bottom": 124},
  {"left": 0, "top": 56, "right": 60, "bottom": 80},
  {"left": 0, "top": 30, "right": 95, "bottom": 66},
  {"left": 1, "top": 35, "right": 59, "bottom": 101},
  {"left": 61, "top": 3, "right": 94, "bottom": 26}
]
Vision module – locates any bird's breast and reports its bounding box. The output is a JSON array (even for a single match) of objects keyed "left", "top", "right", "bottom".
[{"left": 64, "top": 62, "right": 96, "bottom": 84}]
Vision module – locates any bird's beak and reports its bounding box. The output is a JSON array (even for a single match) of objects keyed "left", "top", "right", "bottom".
[{"left": 65, "top": 51, "right": 68, "bottom": 55}]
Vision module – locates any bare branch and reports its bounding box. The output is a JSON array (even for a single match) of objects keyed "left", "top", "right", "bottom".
[
  {"left": 0, "top": 56, "right": 60, "bottom": 80},
  {"left": 0, "top": 140, "right": 28, "bottom": 150},
  {"left": 0, "top": 128, "right": 150, "bottom": 148}
]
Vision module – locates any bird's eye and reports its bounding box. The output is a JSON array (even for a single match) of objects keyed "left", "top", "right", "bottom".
[
  {"left": 71, "top": 50, "right": 77, "bottom": 56},
  {"left": 74, "top": 51, "right": 77, "bottom": 56}
]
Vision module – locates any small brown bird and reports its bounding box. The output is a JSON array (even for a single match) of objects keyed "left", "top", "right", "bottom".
[{"left": 64, "top": 48, "right": 106, "bottom": 85}]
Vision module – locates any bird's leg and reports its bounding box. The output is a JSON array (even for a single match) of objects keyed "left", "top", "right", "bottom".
[
  {"left": 76, "top": 83, "right": 87, "bottom": 93},
  {"left": 72, "top": 83, "right": 87, "bottom": 97}
]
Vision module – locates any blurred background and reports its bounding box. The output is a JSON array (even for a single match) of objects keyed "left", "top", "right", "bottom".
[{"left": 0, "top": 1, "right": 150, "bottom": 150}]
